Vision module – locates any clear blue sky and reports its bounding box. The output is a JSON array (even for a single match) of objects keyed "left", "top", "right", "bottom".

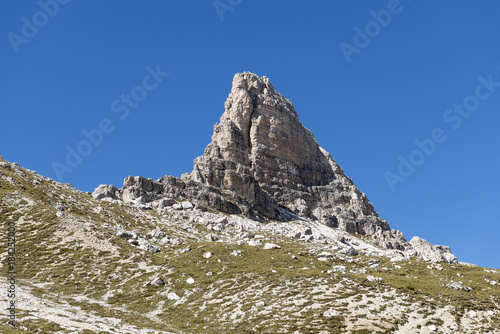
[{"left": 1, "top": 1, "right": 499, "bottom": 269}]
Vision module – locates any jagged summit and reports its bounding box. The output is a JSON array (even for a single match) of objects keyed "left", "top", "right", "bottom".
[
  {"left": 92, "top": 72, "right": 439, "bottom": 253},
  {"left": 190, "top": 72, "right": 351, "bottom": 216},
  {"left": 188, "top": 72, "right": 403, "bottom": 247}
]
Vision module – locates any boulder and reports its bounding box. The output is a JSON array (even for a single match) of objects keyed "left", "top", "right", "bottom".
[
  {"left": 317, "top": 251, "right": 333, "bottom": 259},
  {"left": 138, "top": 238, "right": 160, "bottom": 253},
  {"left": 341, "top": 247, "right": 358, "bottom": 256},
  {"left": 151, "top": 277, "right": 165, "bottom": 286},
  {"left": 447, "top": 282, "right": 465, "bottom": 290},
  {"left": 148, "top": 229, "right": 166, "bottom": 239},
  {"left": 114, "top": 226, "right": 133, "bottom": 239},
  {"left": 248, "top": 240, "right": 262, "bottom": 247},
  {"left": 205, "top": 234, "right": 220, "bottom": 242},
  {"left": 323, "top": 309, "right": 340, "bottom": 317},
  {"left": 263, "top": 243, "right": 281, "bottom": 250},
  {"left": 167, "top": 292, "right": 180, "bottom": 300},
  {"left": 181, "top": 201, "right": 194, "bottom": 210}
]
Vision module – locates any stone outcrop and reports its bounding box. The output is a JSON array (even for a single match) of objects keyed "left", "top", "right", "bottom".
[
  {"left": 186, "top": 72, "right": 406, "bottom": 248},
  {"left": 92, "top": 184, "right": 121, "bottom": 200},
  {"left": 92, "top": 72, "right": 430, "bottom": 251},
  {"left": 408, "top": 236, "right": 458, "bottom": 264}
]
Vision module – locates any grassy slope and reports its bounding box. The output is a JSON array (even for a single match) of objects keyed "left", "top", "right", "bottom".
[{"left": 0, "top": 160, "right": 499, "bottom": 333}]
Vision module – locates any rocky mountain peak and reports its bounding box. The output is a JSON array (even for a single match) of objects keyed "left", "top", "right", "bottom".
[
  {"left": 188, "top": 72, "right": 402, "bottom": 247},
  {"left": 194, "top": 71, "right": 340, "bottom": 187},
  {"left": 91, "top": 72, "right": 451, "bottom": 254}
]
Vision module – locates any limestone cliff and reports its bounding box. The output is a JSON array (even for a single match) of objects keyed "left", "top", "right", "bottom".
[
  {"left": 188, "top": 72, "right": 404, "bottom": 248},
  {"left": 93, "top": 72, "right": 409, "bottom": 249}
]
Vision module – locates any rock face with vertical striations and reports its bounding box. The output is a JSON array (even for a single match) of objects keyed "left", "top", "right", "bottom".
[
  {"left": 188, "top": 72, "right": 405, "bottom": 249},
  {"left": 94, "top": 72, "right": 408, "bottom": 249}
]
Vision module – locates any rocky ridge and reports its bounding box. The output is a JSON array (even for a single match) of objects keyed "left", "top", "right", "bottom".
[{"left": 93, "top": 72, "right": 452, "bottom": 262}]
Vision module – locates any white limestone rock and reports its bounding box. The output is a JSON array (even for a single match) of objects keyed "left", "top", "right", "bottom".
[
  {"left": 323, "top": 309, "right": 340, "bottom": 317},
  {"left": 263, "top": 243, "right": 281, "bottom": 250},
  {"left": 150, "top": 277, "right": 165, "bottom": 286},
  {"left": 167, "top": 292, "right": 180, "bottom": 300},
  {"left": 408, "top": 236, "right": 458, "bottom": 264}
]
